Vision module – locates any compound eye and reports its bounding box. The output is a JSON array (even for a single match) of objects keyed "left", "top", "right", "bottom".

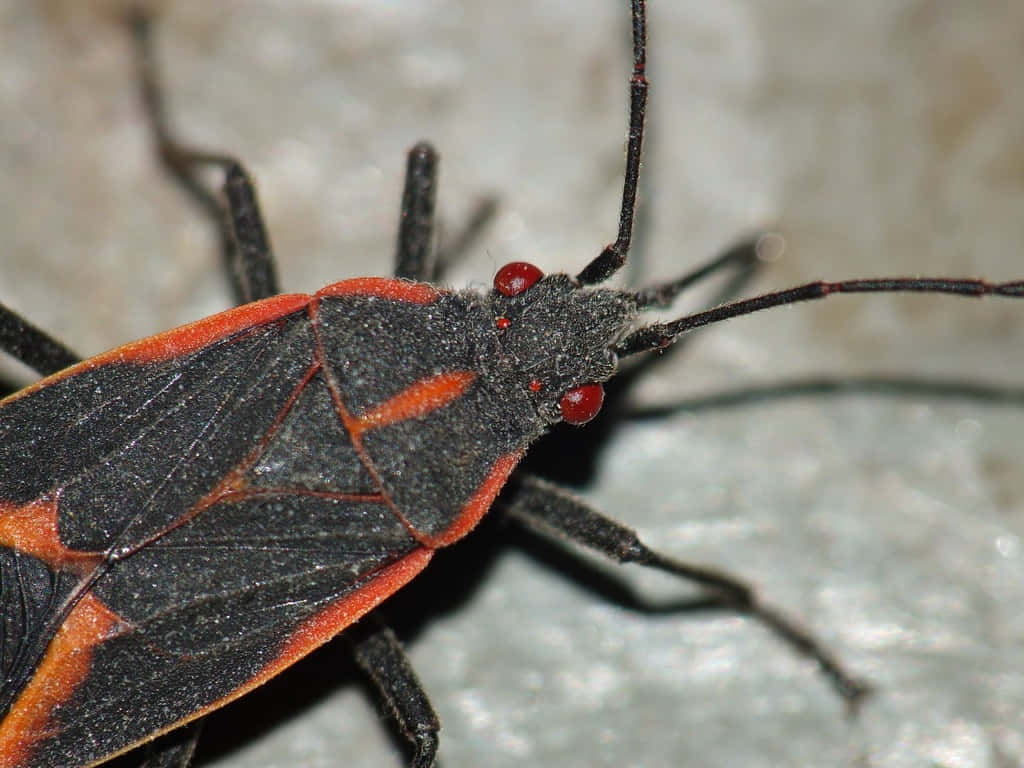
[
  {"left": 494, "top": 261, "right": 543, "bottom": 297},
  {"left": 559, "top": 383, "right": 604, "bottom": 426}
]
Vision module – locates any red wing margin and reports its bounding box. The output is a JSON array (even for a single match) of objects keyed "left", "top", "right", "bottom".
[
  {"left": 0, "top": 283, "right": 541, "bottom": 766},
  {"left": 0, "top": 309, "right": 427, "bottom": 766}
]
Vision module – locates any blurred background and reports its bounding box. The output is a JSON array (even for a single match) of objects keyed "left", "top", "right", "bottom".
[{"left": 2, "top": 1, "right": 1024, "bottom": 766}]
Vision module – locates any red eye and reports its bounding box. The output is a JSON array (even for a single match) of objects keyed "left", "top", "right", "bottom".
[
  {"left": 559, "top": 384, "right": 604, "bottom": 426},
  {"left": 494, "top": 261, "right": 543, "bottom": 297}
]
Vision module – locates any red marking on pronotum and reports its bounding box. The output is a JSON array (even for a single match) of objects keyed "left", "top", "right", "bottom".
[
  {"left": 353, "top": 371, "right": 477, "bottom": 435},
  {"left": 0, "top": 594, "right": 124, "bottom": 768}
]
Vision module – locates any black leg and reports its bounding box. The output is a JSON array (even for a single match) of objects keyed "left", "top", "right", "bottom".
[
  {"left": 217, "top": 159, "right": 280, "bottom": 302},
  {"left": 128, "top": 11, "right": 279, "bottom": 304},
  {"left": 392, "top": 142, "right": 499, "bottom": 282},
  {"left": 394, "top": 143, "right": 440, "bottom": 282},
  {"left": 136, "top": 722, "right": 202, "bottom": 768},
  {"left": 502, "top": 473, "right": 871, "bottom": 712},
  {"left": 633, "top": 235, "right": 766, "bottom": 309},
  {"left": 0, "top": 303, "right": 81, "bottom": 377},
  {"left": 349, "top": 618, "right": 441, "bottom": 768}
]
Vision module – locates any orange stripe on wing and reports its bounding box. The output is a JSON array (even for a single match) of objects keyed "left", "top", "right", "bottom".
[
  {"left": 89, "top": 548, "right": 435, "bottom": 768},
  {"left": 0, "top": 593, "right": 124, "bottom": 768},
  {"left": 1, "top": 293, "right": 312, "bottom": 404},
  {"left": 211, "top": 549, "right": 433, "bottom": 716},
  {"left": 316, "top": 277, "right": 441, "bottom": 304},
  {"left": 352, "top": 371, "right": 476, "bottom": 436},
  {"left": 100, "top": 293, "right": 313, "bottom": 364},
  {"left": 275, "top": 548, "right": 432, "bottom": 662},
  {"left": 0, "top": 499, "right": 102, "bottom": 576}
]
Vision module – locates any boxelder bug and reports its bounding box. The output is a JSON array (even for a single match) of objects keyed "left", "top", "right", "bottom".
[{"left": 2, "top": 1, "right": 1024, "bottom": 768}]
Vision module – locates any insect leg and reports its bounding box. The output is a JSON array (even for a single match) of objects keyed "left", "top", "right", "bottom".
[
  {"left": 0, "top": 303, "right": 80, "bottom": 376},
  {"left": 349, "top": 619, "right": 441, "bottom": 768},
  {"left": 211, "top": 158, "right": 279, "bottom": 302},
  {"left": 611, "top": 236, "right": 764, "bottom": 389},
  {"left": 394, "top": 143, "right": 440, "bottom": 282},
  {"left": 392, "top": 142, "right": 498, "bottom": 282},
  {"left": 128, "top": 11, "right": 280, "bottom": 304},
  {"left": 137, "top": 722, "right": 202, "bottom": 768},
  {"left": 633, "top": 236, "right": 765, "bottom": 310},
  {"left": 503, "top": 474, "right": 870, "bottom": 711}
]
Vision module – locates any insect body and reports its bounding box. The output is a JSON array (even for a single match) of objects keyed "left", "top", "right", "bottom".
[
  {"left": 0, "top": 265, "right": 632, "bottom": 766},
  {"left": 0, "top": 2, "right": 1021, "bottom": 767}
]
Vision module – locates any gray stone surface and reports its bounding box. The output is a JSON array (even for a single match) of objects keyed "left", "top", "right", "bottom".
[{"left": 2, "top": 1, "right": 1024, "bottom": 766}]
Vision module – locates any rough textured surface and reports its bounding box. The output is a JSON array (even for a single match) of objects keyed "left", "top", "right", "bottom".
[{"left": 2, "top": 1, "right": 1024, "bottom": 767}]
